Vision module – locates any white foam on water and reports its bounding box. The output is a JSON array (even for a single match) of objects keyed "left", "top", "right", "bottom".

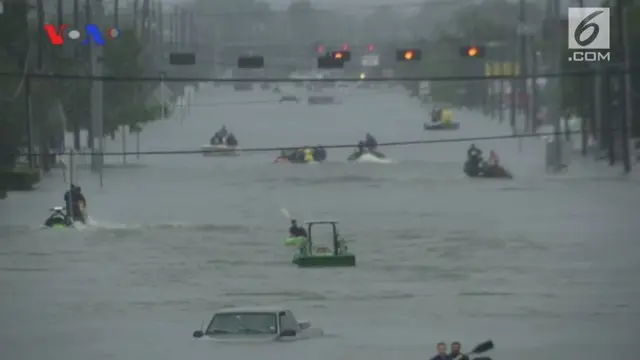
[
  {"left": 78, "top": 216, "right": 130, "bottom": 230},
  {"left": 354, "top": 153, "right": 393, "bottom": 164}
]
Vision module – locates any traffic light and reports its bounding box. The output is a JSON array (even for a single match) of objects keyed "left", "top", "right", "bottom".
[
  {"left": 396, "top": 49, "right": 421, "bottom": 61},
  {"left": 317, "top": 44, "right": 325, "bottom": 53},
  {"left": 331, "top": 50, "right": 351, "bottom": 62},
  {"left": 317, "top": 54, "right": 344, "bottom": 69},
  {"left": 459, "top": 45, "right": 485, "bottom": 58},
  {"left": 367, "top": 44, "right": 374, "bottom": 52},
  {"left": 237, "top": 55, "right": 264, "bottom": 68},
  {"left": 341, "top": 43, "right": 349, "bottom": 51}
]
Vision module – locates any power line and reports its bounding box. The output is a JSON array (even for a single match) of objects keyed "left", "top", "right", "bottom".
[
  {"left": 106, "top": 0, "right": 460, "bottom": 18},
  {"left": 42, "top": 129, "right": 607, "bottom": 156},
  {"left": 0, "top": 68, "right": 629, "bottom": 83}
]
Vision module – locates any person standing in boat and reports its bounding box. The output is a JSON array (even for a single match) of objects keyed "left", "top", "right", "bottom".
[
  {"left": 289, "top": 219, "right": 308, "bottom": 256},
  {"left": 289, "top": 219, "right": 307, "bottom": 238}
]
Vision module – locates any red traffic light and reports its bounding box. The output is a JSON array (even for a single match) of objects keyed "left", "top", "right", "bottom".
[
  {"left": 459, "top": 45, "right": 485, "bottom": 58},
  {"left": 317, "top": 44, "right": 325, "bottom": 53},
  {"left": 367, "top": 44, "right": 374, "bottom": 52},
  {"left": 342, "top": 43, "right": 349, "bottom": 51},
  {"left": 395, "top": 48, "right": 421, "bottom": 61},
  {"left": 330, "top": 50, "right": 351, "bottom": 61}
]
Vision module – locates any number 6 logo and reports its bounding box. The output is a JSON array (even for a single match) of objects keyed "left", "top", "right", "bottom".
[
  {"left": 568, "top": 7, "right": 610, "bottom": 50},
  {"left": 574, "top": 10, "right": 604, "bottom": 46}
]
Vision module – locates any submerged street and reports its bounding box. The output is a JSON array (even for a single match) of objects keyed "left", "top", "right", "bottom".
[{"left": 1, "top": 85, "right": 638, "bottom": 360}]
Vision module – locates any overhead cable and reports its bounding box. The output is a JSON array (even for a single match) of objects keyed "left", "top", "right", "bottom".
[
  {"left": 0, "top": 68, "right": 630, "bottom": 83},
  {"left": 43, "top": 129, "right": 609, "bottom": 156}
]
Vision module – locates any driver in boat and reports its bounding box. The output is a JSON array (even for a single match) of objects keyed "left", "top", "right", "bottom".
[
  {"left": 488, "top": 150, "right": 500, "bottom": 166},
  {"left": 289, "top": 219, "right": 307, "bottom": 238},
  {"left": 431, "top": 108, "right": 442, "bottom": 123},
  {"left": 225, "top": 132, "right": 238, "bottom": 147},
  {"left": 303, "top": 147, "right": 314, "bottom": 162},
  {"left": 441, "top": 109, "right": 452, "bottom": 125},
  {"left": 364, "top": 133, "right": 377, "bottom": 150},
  {"left": 64, "top": 184, "right": 87, "bottom": 223}
]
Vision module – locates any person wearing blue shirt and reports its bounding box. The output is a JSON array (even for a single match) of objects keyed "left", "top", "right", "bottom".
[{"left": 429, "top": 342, "right": 451, "bottom": 360}]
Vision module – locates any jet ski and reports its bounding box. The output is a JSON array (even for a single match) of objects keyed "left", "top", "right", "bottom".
[
  {"left": 464, "top": 159, "right": 513, "bottom": 179},
  {"left": 274, "top": 147, "right": 326, "bottom": 163},
  {"left": 44, "top": 206, "right": 73, "bottom": 228},
  {"left": 424, "top": 121, "right": 460, "bottom": 130},
  {"left": 347, "top": 149, "right": 386, "bottom": 162}
]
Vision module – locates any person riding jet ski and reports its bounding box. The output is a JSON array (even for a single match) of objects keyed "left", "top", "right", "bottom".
[
  {"left": 354, "top": 141, "right": 365, "bottom": 156},
  {"left": 467, "top": 144, "right": 483, "bottom": 169},
  {"left": 313, "top": 146, "right": 326, "bottom": 162},
  {"left": 303, "top": 147, "right": 314, "bottom": 162},
  {"left": 210, "top": 126, "right": 229, "bottom": 145},
  {"left": 225, "top": 132, "right": 238, "bottom": 147},
  {"left": 64, "top": 184, "right": 87, "bottom": 223},
  {"left": 364, "top": 133, "right": 377, "bottom": 150}
]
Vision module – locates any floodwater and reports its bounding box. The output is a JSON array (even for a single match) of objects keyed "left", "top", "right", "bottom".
[{"left": 1, "top": 84, "right": 639, "bottom": 360}]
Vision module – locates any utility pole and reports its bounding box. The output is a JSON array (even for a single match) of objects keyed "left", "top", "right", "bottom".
[
  {"left": 517, "top": 0, "right": 530, "bottom": 135},
  {"left": 114, "top": 0, "right": 119, "bottom": 27},
  {"left": 89, "top": 0, "right": 104, "bottom": 174},
  {"left": 509, "top": 34, "right": 517, "bottom": 133},
  {"left": 35, "top": 0, "right": 43, "bottom": 71},
  {"left": 133, "top": 0, "right": 139, "bottom": 35},
  {"left": 85, "top": 0, "right": 93, "bottom": 148},
  {"left": 157, "top": 1, "right": 163, "bottom": 54},
  {"left": 528, "top": 44, "right": 538, "bottom": 134},
  {"left": 175, "top": 5, "right": 182, "bottom": 50},
  {"left": 72, "top": 0, "right": 80, "bottom": 150},
  {"left": 617, "top": 0, "right": 631, "bottom": 172},
  {"left": 544, "top": 0, "right": 564, "bottom": 171},
  {"left": 189, "top": 10, "right": 196, "bottom": 52}
]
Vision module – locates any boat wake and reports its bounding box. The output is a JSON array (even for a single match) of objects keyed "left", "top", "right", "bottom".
[{"left": 354, "top": 153, "right": 394, "bottom": 164}]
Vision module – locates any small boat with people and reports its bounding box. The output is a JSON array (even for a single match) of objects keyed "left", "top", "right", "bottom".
[
  {"left": 201, "top": 126, "right": 239, "bottom": 157},
  {"left": 274, "top": 146, "right": 326, "bottom": 163},
  {"left": 424, "top": 107, "right": 460, "bottom": 130},
  {"left": 284, "top": 219, "right": 355, "bottom": 267},
  {"left": 463, "top": 145, "right": 512, "bottom": 179}
]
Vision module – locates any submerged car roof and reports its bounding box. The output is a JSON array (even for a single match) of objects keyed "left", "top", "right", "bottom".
[{"left": 215, "top": 306, "right": 288, "bottom": 314}]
